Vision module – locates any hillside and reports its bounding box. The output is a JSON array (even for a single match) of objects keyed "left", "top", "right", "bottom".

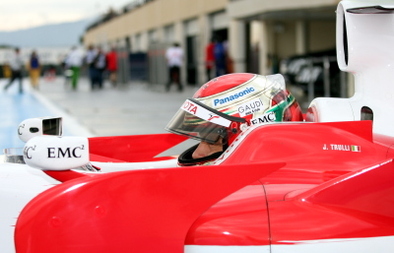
[{"left": 0, "top": 18, "right": 94, "bottom": 48}]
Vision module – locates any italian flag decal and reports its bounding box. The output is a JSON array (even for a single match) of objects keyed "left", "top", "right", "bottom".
[{"left": 351, "top": 145, "right": 361, "bottom": 152}]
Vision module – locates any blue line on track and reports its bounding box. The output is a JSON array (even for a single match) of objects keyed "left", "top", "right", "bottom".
[{"left": 0, "top": 84, "right": 56, "bottom": 152}]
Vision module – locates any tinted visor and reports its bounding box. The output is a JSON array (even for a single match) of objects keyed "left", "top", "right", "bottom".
[{"left": 165, "top": 99, "right": 245, "bottom": 144}]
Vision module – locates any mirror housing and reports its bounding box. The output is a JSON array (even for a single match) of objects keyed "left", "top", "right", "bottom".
[
  {"left": 18, "top": 117, "right": 62, "bottom": 143},
  {"left": 23, "top": 136, "right": 89, "bottom": 171}
]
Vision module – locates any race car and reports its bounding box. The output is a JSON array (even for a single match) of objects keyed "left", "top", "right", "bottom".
[{"left": 2, "top": 0, "right": 394, "bottom": 252}]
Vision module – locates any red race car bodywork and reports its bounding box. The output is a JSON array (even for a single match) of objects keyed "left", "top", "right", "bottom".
[{"left": 14, "top": 121, "right": 394, "bottom": 252}]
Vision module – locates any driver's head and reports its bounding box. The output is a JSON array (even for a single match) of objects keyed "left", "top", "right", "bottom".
[{"left": 165, "top": 73, "right": 304, "bottom": 166}]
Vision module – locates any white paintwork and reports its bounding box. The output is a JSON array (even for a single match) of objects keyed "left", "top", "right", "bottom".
[
  {"left": 273, "top": 235, "right": 394, "bottom": 253},
  {"left": 185, "top": 235, "right": 394, "bottom": 253},
  {"left": 18, "top": 117, "right": 62, "bottom": 143},
  {"left": 23, "top": 136, "right": 89, "bottom": 171},
  {"left": 308, "top": 0, "right": 394, "bottom": 137},
  {"left": 185, "top": 245, "right": 270, "bottom": 253},
  {"left": 0, "top": 162, "right": 59, "bottom": 253},
  {"left": 92, "top": 159, "right": 179, "bottom": 173}
]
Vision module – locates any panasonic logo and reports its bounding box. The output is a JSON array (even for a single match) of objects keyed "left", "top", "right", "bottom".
[{"left": 213, "top": 87, "right": 255, "bottom": 106}]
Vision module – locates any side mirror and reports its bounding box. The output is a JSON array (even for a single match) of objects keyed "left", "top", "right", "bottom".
[
  {"left": 23, "top": 136, "right": 89, "bottom": 171},
  {"left": 18, "top": 117, "right": 62, "bottom": 143}
]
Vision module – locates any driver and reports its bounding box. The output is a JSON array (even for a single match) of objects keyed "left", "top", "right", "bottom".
[{"left": 165, "top": 73, "right": 304, "bottom": 166}]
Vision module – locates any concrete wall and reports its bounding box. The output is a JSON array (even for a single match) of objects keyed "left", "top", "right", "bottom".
[{"left": 83, "top": 0, "right": 227, "bottom": 49}]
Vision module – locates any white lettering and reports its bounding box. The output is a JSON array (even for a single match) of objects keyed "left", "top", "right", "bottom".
[{"left": 324, "top": 144, "right": 361, "bottom": 152}]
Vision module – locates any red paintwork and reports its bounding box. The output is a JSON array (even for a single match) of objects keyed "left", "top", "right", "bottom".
[
  {"left": 193, "top": 73, "right": 255, "bottom": 98},
  {"left": 185, "top": 184, "right": 270, "bottom": 245},
  {"left": 15, "top": 120, "right": 394, "bottom": 251},
  {"left": 44, "top": 170, "right": 90, "bottom": 182},
  {"left": 14, "top": 163, "right": 284, "bottom": 253},
  {"left": 267, "top": 158, "right": 394, "bottom": 243},
  {"left": 88, "top": 133, "right": 187, "bottom": 162},
  {"left": 184, "top": 120, "right": 394, "bottom": 245}
]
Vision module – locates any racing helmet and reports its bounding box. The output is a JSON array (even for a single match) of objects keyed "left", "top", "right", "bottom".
[{"left": 165, "top": 73, "right": 303, "bottom": 166}]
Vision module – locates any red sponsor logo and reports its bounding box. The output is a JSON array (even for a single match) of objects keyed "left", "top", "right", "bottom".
[
  {"left": 208, "top": 114, "right": 220, "bottom": 121},
  {"left": 183, "top": 101, "right": 197, "bottom": 114}
]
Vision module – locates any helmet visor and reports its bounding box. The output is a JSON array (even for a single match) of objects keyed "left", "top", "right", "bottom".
[{"left": 165, "top": 99, "right": 242, "bottom": 144}]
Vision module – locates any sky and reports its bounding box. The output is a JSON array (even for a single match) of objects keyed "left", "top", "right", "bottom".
[{"left": 0, "top": 0, "right": 133, "bottom": 32}]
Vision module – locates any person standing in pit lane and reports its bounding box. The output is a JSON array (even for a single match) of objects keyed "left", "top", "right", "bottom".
[
  {"left": 165, "top": 42, "right": 184, "bottom": 92},
  {"left": 106, "top": 46, "right": 118, "bottom": 87},
  {"left": 91, "top": 47, "right": 106, "bottom": 89},
  {"left": 28, "top": 50, "right": 41, "bottom": 90},
  {"left": 3, "top": 48, "right": 24, "bottom": 93},
  {"left": 64, "top": 46, "right": 84, "bottom": 90},
  {"left": 85, "top": 44, "right": 98, "bottom": 90}
]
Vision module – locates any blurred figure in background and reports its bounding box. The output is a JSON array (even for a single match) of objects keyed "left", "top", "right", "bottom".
[
  {"left": 106, "top": 46, "right": 118, "bottom": 86},
  {"left": 91, "top": 46, "right": 106, "bottom": 89},
  {"left": 65, "top": 46, "right": 84, "bottom": 90},
  {"left": 85, "top": 45, "right": 97, "bottom": 89},
  {"left": 2, "top": 63, "right": 11, "bottom": 79},
  {"left": 165, "top": 42, "right": 183, "bottom": 92},
  {"left": 224, "top": 40, "right": 234, "bottom": 74},
  {"left": 214, "top": 37, "right": 227, "bottom": 77},
  {"left": 28, "top": 50, "right": 41, "bottom": 89},
  {"left": 3, "top": 48, "right": 24, "bottom": 93},
  {"left": 205, "top": 38, "right": 215, "bottom": 82}
]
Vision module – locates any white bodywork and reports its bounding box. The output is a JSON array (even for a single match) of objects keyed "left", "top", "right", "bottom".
[
  {"left": 308, "top": 0, "right": 394, "bottom": 137},
  {"left": 0, "top": 160, "right": 59, "bottom": 253}
]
